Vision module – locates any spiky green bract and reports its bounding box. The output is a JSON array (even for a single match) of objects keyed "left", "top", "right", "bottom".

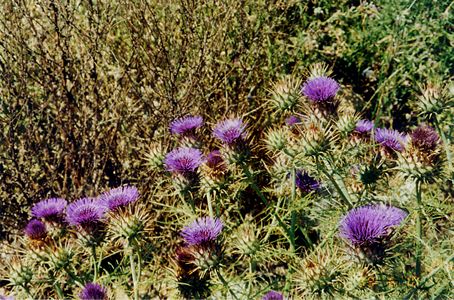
[
  {"left": 417, "top": 81, "right": 453, "bottom": 117},
  {"left": 268, "top": 76, "right": 302, "bottom": 113}
]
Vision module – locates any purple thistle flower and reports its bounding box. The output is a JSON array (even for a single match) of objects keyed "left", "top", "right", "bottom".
[
  {"left": 355, "top": 119, "right": 374, "bottom": 134},
  {"left": 0, "top": 295, "right": 14, "bottom": 300},
  {"left": 285, "top": 115, "right": 301, "bottom": 126},
  {"left": 302, "top": 76, "right": 340, "bottom": 102},
  {"left": 170, "top": 115, "right": 203, "bottom": 136},
  {"left": 339, "top": 204, "right": 408, "bottom": 247},
  {"left": 100, "top": 185, "right": 139, "bottom": 211},
  {"left": 411, "top": 125, "right": 440, "bottom": 152},
  {"left": 295, "top": 170, "right": 320, "bottom": 194},
  {"left": 165, "top": 147, "right": 204, "bottom": 175},
  {"left": 374, "top": 128, "right": 408, "bottom": 152},
  {"left": 79, "top": 283, "right": 107, "bottom": 300},
  {"left": 213, "top": 118, "right": 247, "bottom": 146},
  {"left": 31, "top": 198, "right": 67, "bottom": 221},
  {"left": 66, "top": 198, "right": 107, "bottom": 228},
  {"left": 262, "top": 290, "right": 284, "bottom": 300},
  {"left": 24, "top": 219, "right": 47, "bottom": 240},
  {"left": 181, "top": 217, "right": 223, "bottom": 246}
]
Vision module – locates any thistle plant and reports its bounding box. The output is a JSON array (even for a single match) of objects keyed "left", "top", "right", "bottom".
[{"left": 2, "top": 58, "right": 452, "bottom": 299}]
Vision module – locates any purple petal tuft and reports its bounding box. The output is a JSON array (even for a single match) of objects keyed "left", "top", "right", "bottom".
[
  {"left": 79, "top": 283, "right": 107, "bottom": 300},
  {"left": 213, "top": 118, "right": 247, "bottom": 145},
  {"left": 262, "top": 290, "right": 284, "bottom": 300},
  {"left": 339, "top": 204, "right": 408, "bottom": 246},
  {"left": 31, "top": 198, "right": 67, "bottom": 221},
  {"left": 170, "top": 115, "right": 203, "bottom": 136},
  {"left": 164, "top": 147, "right": 204, "bottom": 175},
  {"left": 66, "top": 198, "right": 107, "bottom": 227},
  {"left": 302, "top": 76, "right": 340, "bottom": 102},
  {"left": 181, "top": 217, "right": 223, "bottom": 246},
  {"left": 24, "top": 219, "right": 47, "bottom": 240},
  {"left": 100, "top": 186, "right": 139, "bottom": 211}
]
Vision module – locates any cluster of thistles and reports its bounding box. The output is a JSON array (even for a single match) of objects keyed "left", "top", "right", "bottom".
[
  {"left": 164, "top": 116, "right": 247, "bottom": 184},
  {"left": 24, "top": 186, "right": 139, "bottom": 239},
  {"left": 353, "top": 119, "right": 442, "bottom": 166}
]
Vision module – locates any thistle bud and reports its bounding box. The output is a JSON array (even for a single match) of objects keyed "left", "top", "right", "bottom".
[
  {"left": 336, "top": 113, "right": 358, "bottom": 138},
  {"left": 417, "top": 82, "right": 452, "bottom": 116},
  {"left": 144, "top": 143, "right": 166, "bottom": 171},
  {"left": 232, "top": 218, "right": 259, "bottom": 256},
  {"left": 107, "top": 203, "right": 152, "bottom": 247},
  {"left": 9, "top": 262, "right": 33, "bottom": 290},
  {"left": 268, "top": 76, "right": 302, "bottom": 113},
  {"left": 265, "top": 128, "right": 288, "bottom": 152}
]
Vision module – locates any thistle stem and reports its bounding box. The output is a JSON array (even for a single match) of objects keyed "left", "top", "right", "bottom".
[
  {"left": 130, "top": 247, "right": 139, "bottom": 300},
  {"left": 289, "top": 168, "right": 297, "bottom": 252},
  {"left": 434, "top": 115, "right": 452, "bottom": 172},
  {"left": 216, "top": 269, "right": 239, "bottom": 300},
  {"left": 415, "top": 179, "right": 423, "bottom": 279},
  {"left": 91, "top": 243, "right": 98, "bottom": 281},
  {"left": 242, "top": 164, "right": 295, "bottom": 250},
  {"left": 318, "top": 155, "right": 353, "bottom": 208},
  {"left": 206, "top": 192, "right": 214, "bottom": 218},
  {"left": 54, "top": 282, "right": 64, "bottom": 299}
]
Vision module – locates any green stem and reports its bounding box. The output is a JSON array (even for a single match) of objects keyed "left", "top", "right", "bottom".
[
  {"left": 206, "top": 192, "right": 214, "bottom": 218},
  {"left": 318, "top": 155, "right": 353, "bottom": 208},
  {"left": 415, "top": 180, "right": 423, "bottom": 279},
  {"left": 216, "top": 269, "right": 239, "bottom": 300},
  {"left": 130, "top": 247, "right": 139, "bottom": 300},
  {"left": 54, "top": 282, "right": 64, "bottom": 299},
  {"left": 91, "top": 243, "right": 98, "bottom": 281},
  {"left": 180, "top": 193, "right": 196, "bottom": 214},
  {"left": 434, "top": 115, "right": 452, "bottom": 172},
  {"left": 289, "top": 168, "right": 296, "bottom": 252},
  {"left": 64, "top": 266, "right": 84, "bottom": 287},
  {"left": 263, "top": 196, "right": 283, "bottom": 242},
  {"left": 242, "top": 164, "right": 295, "bottom": 250}
]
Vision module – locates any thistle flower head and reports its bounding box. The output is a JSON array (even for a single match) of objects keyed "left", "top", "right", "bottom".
[
  {"left": 355, "top": 119, "right": 374, "bottom": 134},
  {"left": 24, "top": 219, "right": 47, "bottom": 240},
  {"left": 170, "top": 115, "right": 203, "bottom": 136},
  {"left": 181, "top": 217, "right": 223, "bottom": 246},
  {"left": 100, "top": 185, "right": 139, "bottom": 211},
  {"left": 164, "top": 147, "right": 204, "bottom": 175},
  {"left": 374, "top": 128, "right": 408, "bottom": 152},
  {"left": 339, "top": 204, "right": 407, "bottom": 247},
  {"left": 31, "top": 198, "right": 67, "bottom": 222},
  {"left": 295, "top": 170, "right": 320, "bottom": 194},
  {"left": 302, "top": 76, "right": 340, "bottom": 102},
  {"left": 66, "top": 198, "right": 107, "bottom": 228},
  {"left": 213, "top": 118, "right": 247, "bottom": 146},
  {"left": 262, "top": 290, "right": 284, "bottom": 300},
  {"left": 79, "top": 283, "right": 107, "bottom": 300},
  {"left": 0, "top": 295, "right": 14, "bottom": 300},
  {"left": 411, "top": 125, "right": 440, "bottom": 152}
]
